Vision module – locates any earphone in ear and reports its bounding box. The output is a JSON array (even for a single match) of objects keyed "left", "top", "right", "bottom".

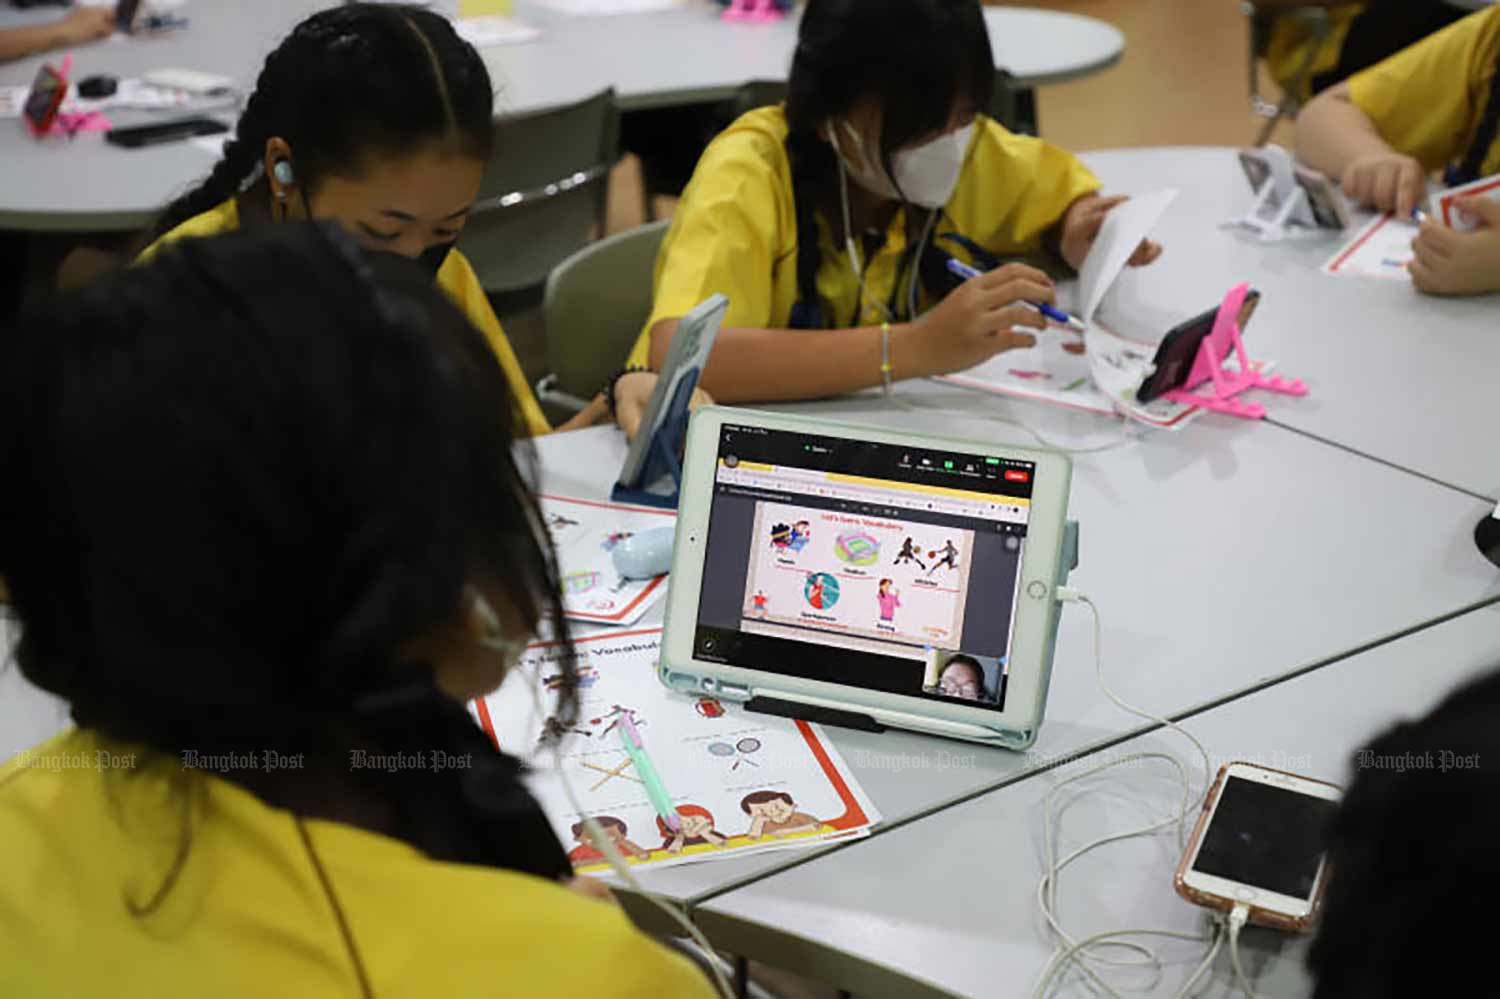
[{"left": 272, "top": 160, "right": 295, "bottom": 186}]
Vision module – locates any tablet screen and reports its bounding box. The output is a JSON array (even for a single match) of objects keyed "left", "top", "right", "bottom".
[{"left": 692, "top": 424, "right": 1035, "bottom": 711}]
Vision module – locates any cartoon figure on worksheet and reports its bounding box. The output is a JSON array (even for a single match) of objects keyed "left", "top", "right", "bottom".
[
  {"left": 927, "top": 539, "right": 960, "bottom": 577},
  {"left": 741, "top": 791, "right": 822, "bottom": 839},
  {"left": 876, "top": 579, "right": 901, "bottom": 623},
  {"left": 893, "top": 536, "right": 926, "bottom": 571},
  {"left": 658, "top": 804, "right": 728, "bottom": 853},
  {"left": 537, "top": 714, "right": 592, "bottom": 748},
  {"left": 568, "top": 816, "right": 651, "bottom": 865},
  {"left": 591, "top": 704, "right": 643, "bottom": 738},
  {"left": 751, "top": 590, "right": 769, "bottom": 618},
  {"left": 600, "top": 531, "right": 634, "bottom": 553}
]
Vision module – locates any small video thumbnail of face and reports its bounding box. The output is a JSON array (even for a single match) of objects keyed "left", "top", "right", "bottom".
[{"left": 922, "top": 649, "right": 1003, "bottom": 705}]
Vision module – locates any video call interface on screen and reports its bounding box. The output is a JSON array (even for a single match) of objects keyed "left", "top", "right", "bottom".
[{"left": 694, "top": 425, "right": 1036, "bottom": 712}]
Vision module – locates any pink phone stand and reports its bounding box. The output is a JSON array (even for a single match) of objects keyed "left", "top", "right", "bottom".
[
  {"left": 1160, "top": 282, "right": 1307, "bottom": 420},
  {"left": 722, "top": 0, "right": 783, "bottom": 23}
]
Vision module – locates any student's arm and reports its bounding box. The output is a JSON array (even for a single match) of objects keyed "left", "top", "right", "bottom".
[
  {"left": 1296, "top": 83, "right": 1427, "bottom": 216},
  {"left": 0, "top": 8, "right": 114, "bottom": 63},
  {"left": 647, "top": 264, "right": 1053, "bottom": 404}
]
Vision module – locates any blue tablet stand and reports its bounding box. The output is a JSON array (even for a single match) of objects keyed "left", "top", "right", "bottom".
[{"left": 610, "top": 366, "right": 701, "bottom": 510}]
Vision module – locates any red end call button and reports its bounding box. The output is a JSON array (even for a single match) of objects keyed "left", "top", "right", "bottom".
[{"left": 1004, "top": 470, "right": 1030, "bottom": 483}]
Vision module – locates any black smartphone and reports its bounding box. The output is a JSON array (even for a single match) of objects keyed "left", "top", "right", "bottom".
[
  {"left": 116, "top": 0, "right": 141, "bottom": 33},
  {"left": 105, "top": 117, "right": 229, "bottom": 149},
  {"left": 1137, "top": 290, "right": 1261, "bottom": 404},
  {"left": 24, "top": 63, "right": 67, "bottom": 135}
]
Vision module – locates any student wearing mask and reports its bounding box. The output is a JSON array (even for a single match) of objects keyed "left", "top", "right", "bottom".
[
  {"left": 0, "top": 225, "right": 714, "bottom": 997},
  {"left": 141, "top": 3, "right": 688, "bottom": 436},
  {"left": 1296, "top": 7, "right": 1500, "bottom": 295},
  {"left": 628, "top": 0, "right": 1160, "bottom": 403}
]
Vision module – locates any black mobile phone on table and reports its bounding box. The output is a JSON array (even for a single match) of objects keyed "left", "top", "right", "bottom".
[
  {"left": 116, "top": 0, "right": 142, "bottom": 33},
  {"left": 24, "top": 62, "right": 68, "bottom": 135},
  {"left": 105, "top": 117, "right": 228, "bottom": 149},
  {"left": 1137, "top": 290, "right": 1261, "bottom": 404}
]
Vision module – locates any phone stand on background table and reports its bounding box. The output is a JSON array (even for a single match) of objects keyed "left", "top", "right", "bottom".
[
  {"left": 1227, "top": 145, "right": 1317, "bottom": 241},
  {"left": 721, "top": 0, "right": 785, "bottom": 22},
  {"left": 611, "top": 372, "right": 698, "bottom": 509},
  {"left": 1161, "top": 283, "right": 1306, "bottom": 421}
]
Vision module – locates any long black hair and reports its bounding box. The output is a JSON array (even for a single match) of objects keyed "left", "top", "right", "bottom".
[
  {"left": 0, "top": 225, "right": 576, "bottom": 890},
  {"left": 784, "top": 0, "right": 994, "bottom": 328},
  {"left": 149, "top": 3, "right": 494, "bottom": 241},
  {"left": 1307, "top": 665, "right": 1500, "bottom": 997}
]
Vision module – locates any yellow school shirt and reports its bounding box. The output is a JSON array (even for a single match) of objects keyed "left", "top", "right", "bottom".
[
  {"left": 627, "top": 106, "right": 1101, "bottom": 367},
  {"left": 138, "top": 200, "right": 551, "bottom": 438},
  {"left": 1347, "top": 6, "right": 1500, "bottom": 177},
  {"left": 0, "top": 730, "right": 714, "bottom": 998},
  {"left": 1265, "top": 4, "right": 1362, "bottom": 103}
]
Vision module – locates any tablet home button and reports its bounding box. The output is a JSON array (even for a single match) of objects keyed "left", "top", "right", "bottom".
[{"left": 1027, "top": 581, "right": 1047, "bottom": 599}]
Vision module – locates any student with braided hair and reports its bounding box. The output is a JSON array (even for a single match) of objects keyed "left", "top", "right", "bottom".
[
  {"left": 1297, "top": 7, "right": 1500, "bottom": 295},
  {"left": 140, "top": 3, "right": 687, "bottom": 436},
  {"left": 627, "top": 0, "right": 1161, "bottom": 404}
]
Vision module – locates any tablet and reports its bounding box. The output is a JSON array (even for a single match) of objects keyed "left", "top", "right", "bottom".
[
  {"left": 660, "top": 408, "right": 1075, "bottom": 748},
  {"left": 615, "top": 293, "right": 727, "bottom": 493}
]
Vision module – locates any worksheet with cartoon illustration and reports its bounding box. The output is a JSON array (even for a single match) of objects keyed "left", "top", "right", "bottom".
[
  {"left": 746, "top": 502, "right": 972, "bottom": 648},
  {"left": 471, "top": 629, "right": 879, "bottom": 874},
  {"left": 539, "top": 494, "right": 674, "bottom": 627}
]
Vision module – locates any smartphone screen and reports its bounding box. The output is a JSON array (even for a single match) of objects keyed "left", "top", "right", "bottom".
[
  {"left": 23, "top": 64, "right": 66, "bottom": 132},
  {"left": 1191, "top": 775, "right": 1338, "bottom": 901},
  {"left": 116, "top": 0, "right": 142, "bottom": 33}
]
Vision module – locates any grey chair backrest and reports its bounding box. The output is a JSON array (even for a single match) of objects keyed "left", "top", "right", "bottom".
[
  {"left": 459, "top": 88, "right": 621, "bottom": 296},
  {"left": 543, "top": 219, "right": 671, "bottom": 401}
]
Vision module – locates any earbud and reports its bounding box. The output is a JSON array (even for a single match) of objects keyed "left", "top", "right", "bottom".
[{"left": 272, "top": 160, "right": 295, "bottom": 186}]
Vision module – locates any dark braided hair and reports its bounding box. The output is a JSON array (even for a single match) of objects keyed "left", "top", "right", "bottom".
[
  {"left": 783, "top": 0, "right": 994, "bottom": 329},
  {"left": 0, "top": 224, "right": 578, "bottom": 895},
  {"left": 150, "top": 3, "right": 494, "bottom": 241}
]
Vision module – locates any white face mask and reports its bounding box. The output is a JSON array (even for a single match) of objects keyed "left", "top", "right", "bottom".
[
  {"left": 469, "top": 589, "right": 530, "bottom": 668},
  {"left": 837, "top": 120, "right": 973, "bottom": 209}
]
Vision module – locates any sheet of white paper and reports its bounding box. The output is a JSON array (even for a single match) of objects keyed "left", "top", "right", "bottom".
[
  {"left": 453, "top": 15, "right": 542, "bottom": 47},
  {"left": 540, "top": 494, "right": 675, "bottom": 627},
  {"left": 1437, "top": 172, "right": 1500, "bottom": 232},
  {"left": 936, "top": 328, "right": 1118, "bottom": 418},
  {"left": 471, "top": 629, "right": 879, "bottom": 874},
  {"left": 1321, "top": 214, "right": 1415, "bottom": 280},
  {"left": 1075, "top": 189, "right": 1178, "bottom": 325}
]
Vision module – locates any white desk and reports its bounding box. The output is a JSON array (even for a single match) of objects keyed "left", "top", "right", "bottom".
[
  {"left": 0, "top": 2, "right": 1122, "bottom": 232},
  {"left": 1079, "top": 147, "right": 1500, "bottom": 501},
  {"left": 694, "top": 604, "right": 1500, "bottom": 998},
  {"left": 527, "top": 395, "right": 1497, "bottom": 914}
]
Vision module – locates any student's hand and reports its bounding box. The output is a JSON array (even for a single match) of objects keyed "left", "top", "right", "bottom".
[
  {"left": 1409, "top": 199, "right": 1500, "bottom": 296},
  {"left": 615, "top": 372, "right": 713, "bottom": 442},
  {"left": 1057, "top": 195, "right": 1163, "bottom": 272},
  {"left": 905, "top": 263, "right": 1053, "bottom": 375},
  {"left": 1341, "top": 152, "right": 1427, "bottom": 217},
  {"left": 56, "top": 7, "right": 116, "bottom": 46},
  {"left": 565, "top": 876, "right": 618, "bottom": 906}
]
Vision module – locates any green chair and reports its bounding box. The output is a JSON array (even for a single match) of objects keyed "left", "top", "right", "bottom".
[
  {"left": 459, "top": 88, "right": 621, "bottom": 297},
  {"left": 538, "top": 220, "right": 671, "bottom": 412}
]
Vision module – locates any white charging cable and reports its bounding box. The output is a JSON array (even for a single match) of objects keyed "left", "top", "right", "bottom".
[
  {"left": 1029, "top": 589, "right": 1219, "bottom": 999},
  {"left": 891, "top": 391, "right": 1139, "bottom": 456},
  {"left": 1226, "top": 903, "right": 1264, "bottom": 999},
  {"left": 519, "top": 661, "right": 736, "bottom": 999}
]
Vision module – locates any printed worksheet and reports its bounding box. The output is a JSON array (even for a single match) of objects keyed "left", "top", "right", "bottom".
[
  {"left": 472, "top": 630, "right": 878, "bottom": 874},
  {"left": 1321, "top": 214, "right": 1416, "bottom": 280},
  {"left": 744, "top": 502, "right": 972, "bottom": 647},
  {"left": 1438, "top": 173, "right": 1500, "bottom": 232},
  {"left": 539, "top": 494, "right": 673, "bottom": 627}
]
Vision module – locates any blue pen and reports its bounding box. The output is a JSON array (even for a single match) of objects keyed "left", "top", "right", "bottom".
[{"left": 945, "top": 258, "right": 1086, "bottom": 332}]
